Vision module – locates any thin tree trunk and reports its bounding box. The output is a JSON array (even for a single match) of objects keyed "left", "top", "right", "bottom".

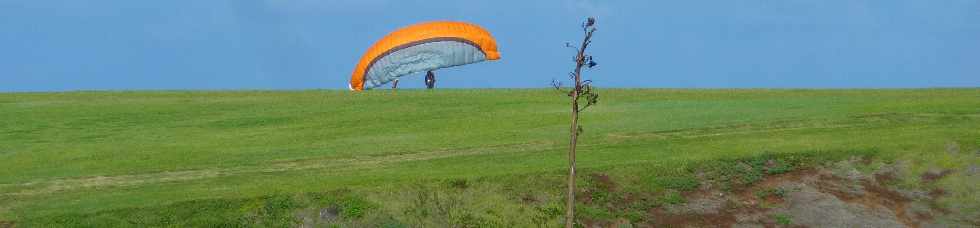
[
  {"left": 566, "top": 29, "right": 591, "bottom": 228},
  {"left": 566, "top": 91, "right": 579, "bottom": 228}
]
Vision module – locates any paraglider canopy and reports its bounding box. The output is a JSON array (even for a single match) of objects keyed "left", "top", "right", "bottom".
[{"left": 349, "top": 21, "right": 501, "bottom": 90}]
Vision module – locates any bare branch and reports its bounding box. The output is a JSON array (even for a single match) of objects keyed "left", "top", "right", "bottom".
[{"left": 564, "top": 42, "right": 580, "bottom": 54}]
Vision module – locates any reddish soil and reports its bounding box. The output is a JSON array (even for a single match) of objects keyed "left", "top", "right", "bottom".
[
  {"left": 859, "top": 179, "right": 914, "bottom": 227},
  {"left": 873, "top": 170, "right": 898, "bottom": 183},
  {"left": 648, "top": 207, "right": 737, "bottom": 228},
  {"left": 520, "top": 193, "right": 540, "bottom": 204},
  {"left": 920, "top": 169, "right": 953, "bottom": 183},
  {"left": 591, "top": 173, "right": 618, "bottom": 192},
  {"left": 927, "top": 188, "right": 947, "bottom": 199}
]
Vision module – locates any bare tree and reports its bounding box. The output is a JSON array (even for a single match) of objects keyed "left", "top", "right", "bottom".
[{"left": 553, "top": 17, "right": 599, "bottom": 228}]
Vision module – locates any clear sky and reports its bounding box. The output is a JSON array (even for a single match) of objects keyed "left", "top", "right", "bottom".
[{"left": 2, "top": 0, "right": 978, "bottom": 92}]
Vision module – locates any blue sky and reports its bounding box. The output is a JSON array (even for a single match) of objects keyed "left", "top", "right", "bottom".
[{"left": 2, "top": 0, "right": 978, "bottom": 92}]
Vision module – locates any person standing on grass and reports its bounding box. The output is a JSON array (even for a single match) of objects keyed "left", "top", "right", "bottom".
[{"left": 425, "top": 70, "right": 436, "bottom": 89}]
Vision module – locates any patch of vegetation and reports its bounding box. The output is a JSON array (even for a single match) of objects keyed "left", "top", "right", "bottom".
[
  {"left": 773, "top": 213, "right": 793, "bottom": 226},
  {"left": 650, "top": 175, "right": 701, "bottom": 192},
  {"left": 702, "top": 157, "right": 768, "bottom": 190},
  {"left": 658, "top": 190, "right": 686, "bottom": 205},
  {"left": 531, "top": 203, "right": 564, "bottom": 226},
  {"left": 392, "top": 183, "right": 521, "bottom": 227},
  {"left": 577, "top": 204, "right": 615, "bottom": 221},
  {"left": 755, "top": 187, "right": 787, "bottom": 199}
]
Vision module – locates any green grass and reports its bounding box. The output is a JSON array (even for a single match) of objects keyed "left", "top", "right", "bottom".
[
  {"left": 773, "top": 213, "right": 793, "bottom": 226},
  {"left": 1, "top": 88, "right": 978, "bottom": 226}
]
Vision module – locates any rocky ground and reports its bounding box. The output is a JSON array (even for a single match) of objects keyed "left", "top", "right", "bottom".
[{"left": 633, "top": 157, "right": 978, "bottom": 228}]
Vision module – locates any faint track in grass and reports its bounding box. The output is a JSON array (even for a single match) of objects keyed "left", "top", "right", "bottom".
[
  {"left": 0, "top": 141, "right": 556, "bottom": 197},
  {"left": 605, "top": 112, "right": 976, "bottom": 141}
]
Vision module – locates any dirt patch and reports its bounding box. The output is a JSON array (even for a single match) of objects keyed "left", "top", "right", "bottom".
[
  {"left": 576, "top": 191, "right": 594, "bottom": 205},
  {"left": 775, "top": 181, "right": 905, "bottom": 228},
  {"left": 641, "top": 172, "right": 801, "bottom": 227},
  {"left": 856, "top": 180, "right": 914, "bottom": 227},
  {"left": 641, "top": 167, "right": 952, "bottom": 228},
  {"left": 920, "top": 169, "right": 953, "bottom": 183},
  {"left": 927, "top": 188, "right": 947, "bottom": 198},
  {"left": 0, "top": 221, "right": 13, "bottom": 228},
  {"left": 520, "top": 193, "right": 540, "bottom": 204},
  {"left": 577, "top": 173, "right": 620, "bottom": 205},
  {"left": 590, "top": 173, "right": 618, "bottom": 192},
  {"left": 649, "top": 207, "right": 737, "bottom": 227},
  {"left": 913, "top": 210, "right": 934, "bottom": 221},
  {"left": 874, "top": 170, "right": 899, "bottom": 184}
]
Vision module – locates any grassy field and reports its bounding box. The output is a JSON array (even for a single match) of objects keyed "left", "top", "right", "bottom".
[{"left": 1, "top": 89, "right": 978, "bottom": 226}]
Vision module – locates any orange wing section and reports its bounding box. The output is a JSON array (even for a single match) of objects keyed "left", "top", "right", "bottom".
[{"left": 349, "top": 21, "right": 500, "bottom": 90}]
